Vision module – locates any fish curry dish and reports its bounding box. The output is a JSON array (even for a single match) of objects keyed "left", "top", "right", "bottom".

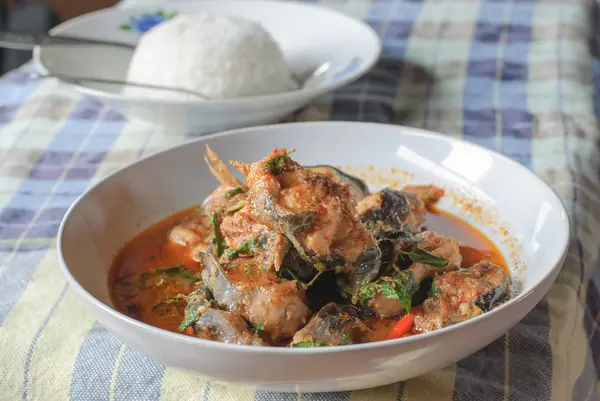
[{"left": 110, "top": 147, "right": 511, "bottom": 347}]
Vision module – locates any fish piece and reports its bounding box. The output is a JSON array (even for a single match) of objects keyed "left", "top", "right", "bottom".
[
  {"left": 200, "top": 252, "right": 311, "bottom": 339},
  {"left": 229, "top": 149, "right": 380, "bottom": 297},
  {"left": 413, "top": 261, "right": 510, "bottom": 332},
  {"left": 409, "top": 230, "right": 462, "bottom": 282},
  {"left": 193, "top": 309, "right": 265, "bottom": 346},
  {"left": 202, "top": 185, "right": 248, "bottom": 217},
  {"left": 291, "top": 303, "right": 368, "bottom": 347},
  {"left": 357, "top": 188, "right": 422, "bottom": 231},
  {"left": 356, "top": 231, "right": 462, "bottom": 317},
  {"left": 402, "top": 184, "right": 444, "bottom": 206},
  {"left": 306, "top": 165, "right": 369, "bottom": 202},
  {"left": 356, "top": 270, "right": 418, "bottom": 318},
  {"left": 204, "top": 145, "right": 247, "bottom": 189},
  {"left": 168, "top": 211, "right": 211, "bottom": 250}
]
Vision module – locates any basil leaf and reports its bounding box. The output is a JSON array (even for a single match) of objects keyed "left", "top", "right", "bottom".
[
  {"left": 210, "top": 213, "right": 226, "bottom": 257},
  {"left": 226, "top": 200, "right": 246, "bottom": 214},
  {"left": 408, "top": 248, "right": 449, "bottom": 267},
  {"left": 177, "top": 287, "right": 213, "bottom": 332},
  {"left": 429, "top": 281, "right": 441, "bottom": 297},
  {"left": 225, "top": 239, "right": 257, "bottom": 259},
  {"left": 292, "top": 341, "right": 328, "bottom": 348},
  {"left": 264, "top": 150, "right": 295, "bottom": 175},
  {"left": 339, "top": 332, "right": 352, "bottom": 345},
  {"left": 224, "top": 187, "right": 245, "bottom": 198},
  {"left": 357, "top": 271, "right": 418, "bottom": 313},
  {"left": 141, "top": 263, "right": 198, "bottom": 281}
]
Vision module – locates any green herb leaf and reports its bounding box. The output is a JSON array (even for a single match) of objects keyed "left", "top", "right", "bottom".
[
  {"left": 429, "top": 281, "right": 441, "bottom": 297},
  {"left": 408, "top": 248, "right": 449, "bottom": 267},
  {"left": 119, "top": 24, "right": 132, "bottom": 31},
  {"left": 210, "top": 213, "right": 226, "bottom": 257},
  {"left": 282, "top": 268, "right": 302, "bottom": 282},
  {"left": 151, "top": 293, "right": 188, "bottom": 311},
  {"left": 255, "top": 322, "right": 265, "bottom": 333},
  {"left": 177, "top": 288, "right": 212, "bottom": 332},
  {"left": 357, "top": 271, "right": 418, "bottom": 313},
  {"left": 292, "top": 341, "right": 328, "bottom": 348},
  {"left": 178, "top": 303, "right": 201, "bottom": 332},
  {"left": 339, "top": 282, "right": 352, "bottom": 297},
  {"left": 225, "top": 239, "right": 256, "bottom": 259},
  {"left": 264, "top": 150, "right": 295, "bottom": 175},
  {"left": 339, "top": 332, "right": 352, "bottom": 345},
  {"left": 141, "top": 263, "right": 198, "bottom": 281},
  {"left": 226, "top": 200, "right": 246, "bottom": 214},
  {"left": 224, "top": 187, "right": 245, "bottom": 198}
]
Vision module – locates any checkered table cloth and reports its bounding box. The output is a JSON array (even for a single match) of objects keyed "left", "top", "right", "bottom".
[{"left": 0, "top": 0, "right": 599, "bottom": 399}]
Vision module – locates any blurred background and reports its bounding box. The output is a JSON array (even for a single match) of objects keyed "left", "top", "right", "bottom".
[{"left": 0, "top": 0, "right": 118, "bottom": 73}]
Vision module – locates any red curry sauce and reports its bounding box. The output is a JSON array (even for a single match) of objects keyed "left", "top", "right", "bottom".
[{"left": 109, "top": 206, "right": 507, "bottom": 339}]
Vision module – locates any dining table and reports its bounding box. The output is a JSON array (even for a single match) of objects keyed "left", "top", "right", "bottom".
[{"left": 0, "top": 0, "right": 599, "bottom": 399}]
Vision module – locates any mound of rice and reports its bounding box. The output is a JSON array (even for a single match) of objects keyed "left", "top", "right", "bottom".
[{"left": 124, "top": 13, "right": 298, "bottom": 101}]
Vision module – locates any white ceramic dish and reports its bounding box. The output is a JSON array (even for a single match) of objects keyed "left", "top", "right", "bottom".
[
  {"left": 33, "top": 1, "right": 381, "bottom": 134},
  {"left": 58, "top": 122, "right": 569, "bottom": 392}
]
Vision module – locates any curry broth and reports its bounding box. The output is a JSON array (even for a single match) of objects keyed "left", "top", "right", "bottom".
[{"left": 109, "top": 206, "right": 507, "bottom": 339}]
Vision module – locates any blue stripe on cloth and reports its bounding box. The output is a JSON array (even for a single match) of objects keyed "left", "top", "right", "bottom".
[
  {"left": 592, "top": 57, "right": 600, "bottom": 119},
  {"left": 0, "top": 68, "right": 41, "bottom": 131},
  {"left": 329, "top": 0, "right": 424, "bottom": 129},
  {"left": 112, "top": 347, "right": 165, "bottom": 401},
  {"left": 0, "top": 245, "right": 49, "bottom": 327},
  {"left": 463, "top": 0, "right": 508, "bottom": 144},
  {"left": 422, "top": 1, "right": 452, "bottom": 131},
  {"left": 0, "top": 98, "right": 124, "bottom": 318},
  {"left": 255, "top": 391, "right": 298, "bottom": 401},
  {"left": 302, "top": 392, "right": 351, "bottom": 401},
  {"left": 203, "top": 381, "right": 212, "bottom": 401},
  {"left": 454, "top": 336, "right": 506, "bottom": 401},
  {"left": 23, "top": 283, "right": 69, "bottom": 401},
  {"left": 69, "top": 322, "right": 124, "bottom": 401},
  {"left": 498, "top": 1, "right": 534, "bottom": 169},
  {"left": 507, "top": 297, "right": 553, "bottom": 401}
]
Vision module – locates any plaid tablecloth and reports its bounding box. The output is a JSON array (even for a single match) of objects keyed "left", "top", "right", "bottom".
[{"left": 1, "top": 0, "right": 599, "bottom": 399}]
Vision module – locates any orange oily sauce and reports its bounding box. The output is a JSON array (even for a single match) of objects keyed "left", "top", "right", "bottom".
[{"left": 109, "top": 207, "right": 507, "bottom": 341}]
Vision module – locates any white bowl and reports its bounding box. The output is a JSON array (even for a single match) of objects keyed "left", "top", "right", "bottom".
[
  {"left": 58, "top": 122, "right": 569, "bottom": 392},
  {"left": 33, "top": 1, "right": 381, "bottom": 134}
]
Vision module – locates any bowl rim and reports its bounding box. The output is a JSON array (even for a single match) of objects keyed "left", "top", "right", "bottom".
[
  {"left": 57, "top": 121, "right": 571, "bottom": 354},
  {"left": 32, "top": 0, "right": 382, "bottom": 106}
]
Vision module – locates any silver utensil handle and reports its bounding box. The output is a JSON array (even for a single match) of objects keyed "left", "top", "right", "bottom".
[
  {"left": 27, "top": 72, "right": 208, "bottom": 99},
  {"left": 0, "top": 31, "right": 135, "bottom": 51}
]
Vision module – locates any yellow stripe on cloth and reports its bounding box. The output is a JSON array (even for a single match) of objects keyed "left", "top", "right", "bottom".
[
  {"left": 160, "top": 368, "right": 211, "bottom": 401},
  {"left": 349, "top": 383, "right": 401, "bottom": 401},
  {"left": 402, "top": 364, "right": 457, "bottom": 401},
  {"left": 0, "top": 248, "right": 66, "bottom": 400},
  {"left": 26, "top": 288, "right": 95, "bottom": 401},
  {"left": 206, "top": 381, "right": 256, "bottom": 401},
  {"left": 548, "top": 282, "right": 589, "bottom": 401}
]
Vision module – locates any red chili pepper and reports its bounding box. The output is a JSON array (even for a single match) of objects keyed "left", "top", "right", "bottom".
[
  {"left": 182, "top": 326, "right": 195, "bottom": 337},
  {"left": 387, "top": 314, "right": 414, "bottom": 340}
]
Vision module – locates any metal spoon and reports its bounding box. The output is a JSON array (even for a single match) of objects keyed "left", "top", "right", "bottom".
[
  {"left": 26, "top": 62, "right": 331, "bottom": 100},
  {"left": 0, "top": 31, "right": 135, "bottom": 51},
  {"left": 27, "top": 71, "right": 210, "bottom": 99}
]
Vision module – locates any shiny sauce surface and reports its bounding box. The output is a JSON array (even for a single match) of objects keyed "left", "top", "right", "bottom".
[{"left": 109, "top": 206, "right": 508, "bottom": 340}]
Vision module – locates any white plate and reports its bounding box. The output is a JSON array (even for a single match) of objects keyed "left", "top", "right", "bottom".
[
  {"left": 33, "top": 1, "right": 381, "bottom": 134},
  {"left": 58, "top": 122, "right": 569, "bottom": 392}
]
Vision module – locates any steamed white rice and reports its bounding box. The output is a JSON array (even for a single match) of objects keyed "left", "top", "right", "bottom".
[{"left": 124, "top": 13, "right": 298, "bottom": 101}]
